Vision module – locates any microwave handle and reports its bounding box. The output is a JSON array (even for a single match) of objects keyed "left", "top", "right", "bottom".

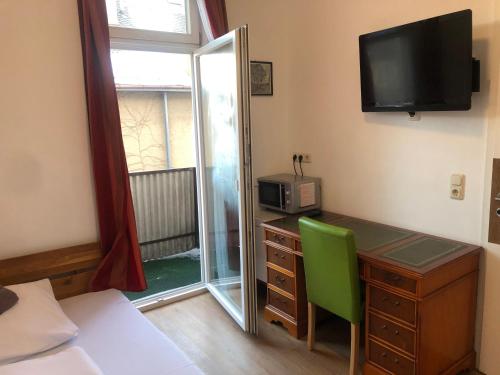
[{"left": 280, "top": 184, "right": 285, "bottom": 210}]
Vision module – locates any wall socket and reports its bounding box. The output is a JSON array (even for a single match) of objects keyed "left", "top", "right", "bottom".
[
  {"left": 450, "top": 174, "right": 465, "bottom": 200},
  {"left": 293, "top": 153, "right": 312, "bottom": 163}
]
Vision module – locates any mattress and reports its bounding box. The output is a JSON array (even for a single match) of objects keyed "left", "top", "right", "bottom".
[{"left": 41, "top": 289, "right": 202, "bottom": 375}]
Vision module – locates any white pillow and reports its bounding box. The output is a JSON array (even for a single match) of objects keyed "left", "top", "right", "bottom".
[{"left": 0, "top": 279, "right": 79, "bottom": 365}]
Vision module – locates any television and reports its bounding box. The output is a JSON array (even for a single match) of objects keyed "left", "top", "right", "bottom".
[{"left": 359, "top": 10, "right": 478, "bottom": 114}]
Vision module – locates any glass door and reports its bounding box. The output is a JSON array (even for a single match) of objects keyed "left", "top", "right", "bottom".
[{"left": 193, "top": 26, "right": 257, "bottom": 333}]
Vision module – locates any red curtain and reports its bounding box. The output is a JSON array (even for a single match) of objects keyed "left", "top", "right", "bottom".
[
  {"left": 198, "top": 0, "right": 229, "bottom": 39},
  {"left": 77, "top": 0, "right": 147, "bottom": 292}
]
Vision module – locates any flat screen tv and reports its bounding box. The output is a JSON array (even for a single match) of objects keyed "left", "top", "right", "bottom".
[{"left": 359, "top": 10, "right": 475, "bottom": 114}]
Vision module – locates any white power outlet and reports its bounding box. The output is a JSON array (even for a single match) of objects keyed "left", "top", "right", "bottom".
[
  {"left": 293, "top": 153, "right": 312, "bottom": 163},
  {"left": 450, "top": 174, "right": 465, "bottom": 200},
  {"left": 408, "top": 113, "right": 421, "bottom": 121}
]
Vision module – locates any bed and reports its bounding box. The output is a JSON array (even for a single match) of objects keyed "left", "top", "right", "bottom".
[{"left": 0, "top": 243, "right": 203, "bottom": 374}]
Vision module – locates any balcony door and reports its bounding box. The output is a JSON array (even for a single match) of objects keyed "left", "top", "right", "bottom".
[{"left": 194, "top": 26, "right": 257, "bottom": 333}]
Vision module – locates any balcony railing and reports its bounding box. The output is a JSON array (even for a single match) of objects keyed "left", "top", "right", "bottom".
[{"left": 129, "top": 167, "right": 199, "bottom": 262}]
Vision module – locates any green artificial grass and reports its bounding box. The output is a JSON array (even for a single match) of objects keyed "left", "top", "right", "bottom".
[{"left": 124, "top": 255, "right": 201, "bottom": 301}]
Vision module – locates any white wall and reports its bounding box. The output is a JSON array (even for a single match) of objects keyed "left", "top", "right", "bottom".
[
  {"left": 226, "top": 0, "right": 293, "bottom": 181},
  {"left": 286, "top": 0, "right": 493, "bottom": 244},
  {"left": 0, "top": 0, "right": 98, "bottom": 259}
]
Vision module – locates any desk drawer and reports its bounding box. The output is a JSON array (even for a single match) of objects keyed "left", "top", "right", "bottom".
[
  {"left": 370, "top": 266, "right": 417, "bottom": 294},
  {"left": 266, "top": 230, "right": 293, "bottom": 250},
  {"left": 268, "top": 289, "right": 295, "bottom": 318},
  {"left": 267, "top": 246, "right": 294, "bottom": 272},
  {"left": 369, "top": 313, "right": 415, "bottom": 356},
  {"left": 268, "top": 268, "right": 295, "bottom": 295},
  {"left": 369, "top": 286, "right": 416, "bottom": 325},
  {"left": 368, "top": 340, "right": 415, "bottom": 375}
]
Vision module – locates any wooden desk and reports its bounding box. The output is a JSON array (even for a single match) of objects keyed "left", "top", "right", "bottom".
[{"left": 261, "top": 211, "right": 481, "bottom": 375}]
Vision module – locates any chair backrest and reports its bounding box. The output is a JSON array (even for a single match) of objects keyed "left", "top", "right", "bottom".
[{"left": 299, "top": 217, "right": 361, "bottom": 324}]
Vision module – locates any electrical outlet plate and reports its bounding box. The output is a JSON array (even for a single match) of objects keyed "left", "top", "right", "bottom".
[
  {"left": 408, "top": 113, "right": 421, "bottom": 121},
  {"left": 293, "top": 153, "right": 312, "bottom": 163},
  {"left": 450, "top": 174, "right": 465, "bottom": 200}
]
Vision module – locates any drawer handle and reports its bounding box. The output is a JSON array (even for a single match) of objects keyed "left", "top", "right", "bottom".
[
  {"left": 280, "top": 255, "right": 286, "bottom": 259},
  {"left": 387, "top": 274, "right": 401, "bottom": 282},
  {"left": 381, "top": 325, "right": 388, "bottom": 330},
  {"left": 273, "top": 234, "right": 286, "bottom": 243},
  {"left": 381, "top": 352, "right": 387, "bottom": 358},
  {"left": 394, "top": 301, "right": 401, "bottom": 307},
  {"left": 279, "top": 299, "right": 288, "bottom": 305},
  {"left": 382, "top": 297, "right": 389, "bottom": 302},
  {"left": 394, "top": 330, "right": 400, "bottom": 335},
  {"left": 394, "top": 358, "right": 400, "bottom": 364},
  {"left": 275, "top": 276, "right": 286, "bottom": 283}
]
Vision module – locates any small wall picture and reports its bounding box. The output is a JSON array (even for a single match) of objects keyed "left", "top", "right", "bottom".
[{"left": 250, "top": 61, "right": 273, "bottom": 96}]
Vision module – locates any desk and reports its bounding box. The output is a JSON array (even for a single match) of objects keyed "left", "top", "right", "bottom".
[{"left": 261, "top": 211, "right": 481, "bottom": 375}]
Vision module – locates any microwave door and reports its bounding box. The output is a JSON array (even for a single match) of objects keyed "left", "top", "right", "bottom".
[{"left": 259, "top": 182, "right": 284, "bottom": 209}]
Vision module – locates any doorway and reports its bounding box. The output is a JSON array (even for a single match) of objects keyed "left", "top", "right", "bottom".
[
  {"left": 110, "top": 27, "right": 257, "bottom": 333},
  {"left": 110, "top": 49, "right": 202, "bottom": 302}
]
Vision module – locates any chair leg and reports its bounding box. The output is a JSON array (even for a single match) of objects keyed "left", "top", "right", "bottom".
[
  {"left": 349, "top": 322, "right": 360, "bottom": 375},
  {"left": 307, "top": 302, "right": 316, "bottom": 350}
]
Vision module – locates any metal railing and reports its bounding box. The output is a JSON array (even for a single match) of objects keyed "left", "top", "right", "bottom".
[{"left": 129, "top": 167, "right": 199, "bottom": 262}]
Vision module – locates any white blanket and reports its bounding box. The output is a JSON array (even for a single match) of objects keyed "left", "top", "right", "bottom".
[
  {"left": 0, "top": 347, "right": 103, "bottom": 375},
  {"left": 55, "top": 289, "right": 203, "bottom": 374}
]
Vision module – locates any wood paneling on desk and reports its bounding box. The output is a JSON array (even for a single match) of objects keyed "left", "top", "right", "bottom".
[{"left": 261, "top": 211, "right": 481, "bottom": 375}]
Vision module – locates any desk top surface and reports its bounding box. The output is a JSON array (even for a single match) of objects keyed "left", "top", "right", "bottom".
[{"left": 261, "top": 211, "right": 481, "bottom": 275}]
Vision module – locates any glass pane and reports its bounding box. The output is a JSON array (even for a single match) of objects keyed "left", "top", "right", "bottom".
[
  {"left": 383, "top": 237, "right": 466, "bottom": 267},
  {"left": 335, "top": 218, "right": 414, "bottom": 252},
  {"left": 105, "top": 0, "right": 187, "bottom": 34},
  {"left": 199, "top": 42, "right": 243, "bottom": 312},
  {"left": 110, "top": 49, "right": 200, "bottom": 301},
  {"left": 111, "top": 50, "right": 194, "bottom": 172}
]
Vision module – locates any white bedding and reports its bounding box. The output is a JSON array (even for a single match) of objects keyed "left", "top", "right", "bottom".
[
  {"left": 0, "top": 279, "right": 79, "bottom": 365},
  {"left": 39, "top": 289, "right": 202, "bottom": 375},
  {"left": 0, "top": 347, "right": 103, "bottom": 375}
]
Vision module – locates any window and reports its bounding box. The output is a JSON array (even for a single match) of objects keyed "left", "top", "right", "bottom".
[
  {"left": 109, "top": 0, "right": 203, "bottom": 303},
  {"left": 111, "top": 50, "right": 195, "bottom": 172},
  {"left": 107, "top": 0, "right": 201, "bottom": 173},
  {"left": 106, "top": 0, "right": 188, "bottom": 33},
  {"left": 106, "top": 0, "right": 199, "bottom": 45}
]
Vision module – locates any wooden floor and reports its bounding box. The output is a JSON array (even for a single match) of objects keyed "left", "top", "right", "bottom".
[
  {"left": 145, "top": 290, "right": 364, "bottom": 375},
  {"left": 145, "top": 289, "right": 482, "bottom": 375}
]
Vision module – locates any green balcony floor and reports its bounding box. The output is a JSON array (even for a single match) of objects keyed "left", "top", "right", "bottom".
[{"left": 124, "top": 250, "right": 201, "bottom": 301}]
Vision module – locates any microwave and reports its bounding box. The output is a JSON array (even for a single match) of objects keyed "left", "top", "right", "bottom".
[{"left": 257, "top": 174, "right": 321, "bottom": 214}]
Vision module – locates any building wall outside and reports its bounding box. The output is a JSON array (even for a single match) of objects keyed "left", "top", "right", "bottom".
[
  {"left": 117, "top": 90, "right": 194, "bottom": 172},
  {"left": 166, "top": 92, "right": 195, "bottom": 168}
]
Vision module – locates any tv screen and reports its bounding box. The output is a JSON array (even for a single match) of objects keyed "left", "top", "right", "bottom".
[{"left": 359, "top": 10, "right": 472, "bottom": 113}]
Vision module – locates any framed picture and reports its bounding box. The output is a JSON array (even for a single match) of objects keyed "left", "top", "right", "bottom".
[{"left": 250, "top": 61, "right": 273, "bottom": 96}]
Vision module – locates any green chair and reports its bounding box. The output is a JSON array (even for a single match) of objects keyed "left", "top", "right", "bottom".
[{"left": 298, "top": 217, "right": 362, "bottom": 375}]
